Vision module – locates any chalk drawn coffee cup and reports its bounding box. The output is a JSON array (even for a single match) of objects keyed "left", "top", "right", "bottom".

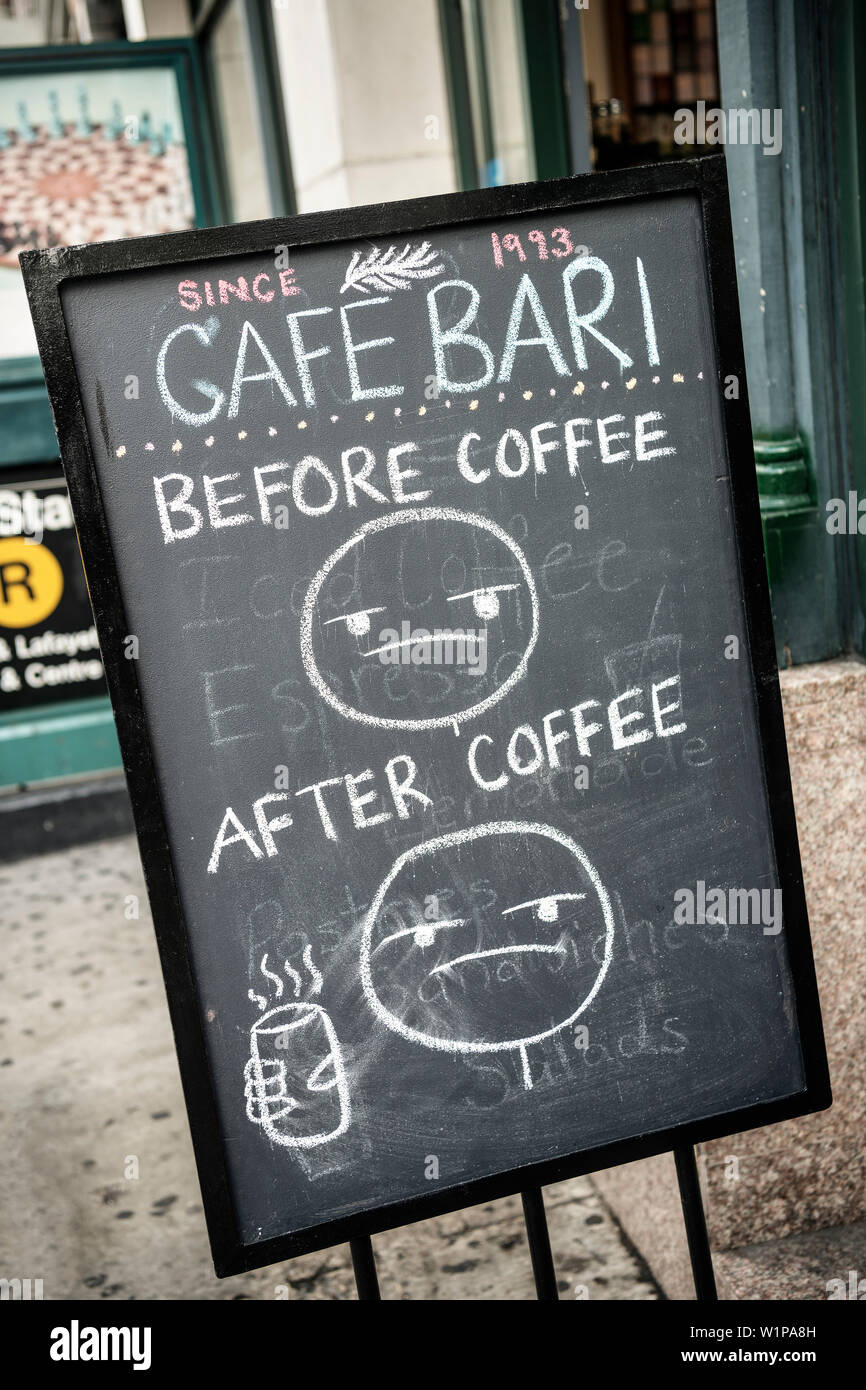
[{"left": 243, "top": 1002, "right": 351, "bottom": 1149}]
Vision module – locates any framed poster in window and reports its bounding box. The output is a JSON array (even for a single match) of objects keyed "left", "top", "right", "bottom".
[{"left": 0, "top": 40, "right": 222, "bottom": 465}]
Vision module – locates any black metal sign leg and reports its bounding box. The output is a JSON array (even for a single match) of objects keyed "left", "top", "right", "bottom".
[
  {"left": 521, "top": 1187, "right": 559, "bottom": 1300},
  {"left": 350, "top": 1235, "right": 381, "bottom": 1300},
  {"left": 674, "top": 1145, "right": 718, "bottom": 1301}
]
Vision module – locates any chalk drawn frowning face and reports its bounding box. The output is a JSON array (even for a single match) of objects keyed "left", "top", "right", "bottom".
[
  {"left": 359, "top": 822, "right": 614, "bottom": 1081},
  {"left": 300, "top": 508, "right": 538, "bottom": 730}
]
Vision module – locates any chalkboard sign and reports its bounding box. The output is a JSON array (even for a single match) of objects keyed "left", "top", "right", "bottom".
[{"left": 22, "top": 157, "right": 829, "bottom": 1276}]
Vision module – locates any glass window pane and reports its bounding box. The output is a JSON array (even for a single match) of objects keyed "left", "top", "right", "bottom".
[
  {"left": 477, "top": 0, "right": 534, "bottom": 185},
  {"left": 207, "top": 0, "right": 272, "bottom": 221},
  {"left": 271, "top": 0, "right": 459, "bottom": 213}
]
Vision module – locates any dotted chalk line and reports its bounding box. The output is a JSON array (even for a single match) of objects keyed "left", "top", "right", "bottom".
[{"left": 113, "top": 371, "right": 706, "bottom": 458}]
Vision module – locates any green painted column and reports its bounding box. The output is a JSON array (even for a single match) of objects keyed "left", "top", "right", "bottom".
[
  {"left": 716, "top": 0, "right": 851, "bottom": 665},
  {"left": 832, "top": 0, "right": 866, "bottom": 653}
]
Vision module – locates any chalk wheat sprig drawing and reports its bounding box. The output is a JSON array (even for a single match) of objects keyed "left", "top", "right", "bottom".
[{"left": 340, "top": 242, "right": 444, "bottom": 295}]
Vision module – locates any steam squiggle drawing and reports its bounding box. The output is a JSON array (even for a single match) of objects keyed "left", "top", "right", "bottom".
[
  {"left": 283, "top": 959, "right": 303, "bottom": 998},
  {"left": 260, "top": 953, "right": 284, "bottom": 999},
  {"left": 303, "top": 945, "right": 323, "bottom": 996}
]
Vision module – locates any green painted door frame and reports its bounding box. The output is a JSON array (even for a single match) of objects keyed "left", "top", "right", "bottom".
[
  {"left": 194, "top": 0, "right": 297, "bottom": 222},
  {"left": 438, "top": 0, "right": 573, "bottom": 189},
  {"left": 716, "top": 0, "right": 864, "bottom": 665},
  {"left": 832, "top": 0, "right": 866, "bottom": 652},
  {"left": 518, "top": 0, "right": 572, "bottom": 181}
]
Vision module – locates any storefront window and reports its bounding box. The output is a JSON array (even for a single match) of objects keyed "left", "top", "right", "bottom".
[
  {"left": 460, "top": 0, "right": 534, "bottom": 186},
  {"left": 0, "top": 0, "right": 127, "bottom": 45},
  {"left": 0, "top": 0, "right": 861, "bottom": 809},
  {"left": 271, "top": 0, "right": 458, "bottom": 213},
  {"left": 204, "top": 0, "right": 272, "bottom": 221},
  {"left": 581, "top": 0, "right": 721, "bottom": 170}
]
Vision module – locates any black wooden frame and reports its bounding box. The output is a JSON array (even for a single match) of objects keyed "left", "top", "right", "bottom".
[{"left": 21, "top": 154, "right": 831, "bottom": 1281}]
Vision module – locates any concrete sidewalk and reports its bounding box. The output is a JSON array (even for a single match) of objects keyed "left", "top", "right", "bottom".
[{"left": 0, "top": 837, "right": 659, "bottom": 1301}]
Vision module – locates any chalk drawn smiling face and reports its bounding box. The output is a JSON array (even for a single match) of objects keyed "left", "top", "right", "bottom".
[
  {"left": 300, "top": 508, "right": 538, "bottom": 731},
  {"left": 359, "top": 822, "right": 614, "bottom": 1086}
]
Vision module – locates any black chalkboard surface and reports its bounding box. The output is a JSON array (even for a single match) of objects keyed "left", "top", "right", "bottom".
[{"left": 22, "top": 157, "right": 829, "bottom": 1276}]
